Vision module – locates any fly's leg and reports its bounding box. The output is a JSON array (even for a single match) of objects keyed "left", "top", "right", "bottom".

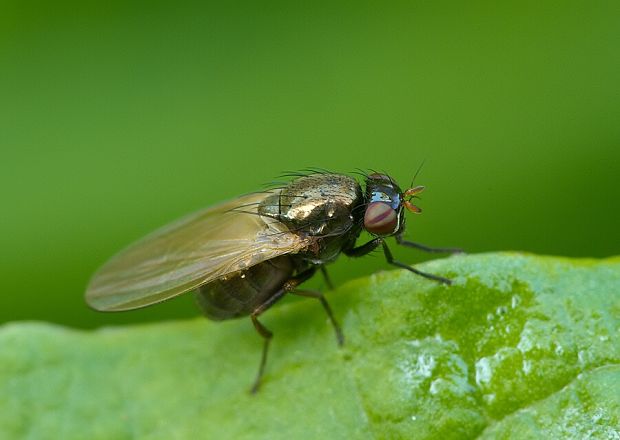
[
  {"left": 342, "top": 237, "right": 383, "bottom": 257},
  {"left": 292, "top": 289, "right": 344, "bottom": 346},
  {"left": 396, "top": 234, "right": 463, "bottom": 254},
  {"left": 250, "top": 315, "right": 272, "bottom": 394},
  {"left": 249, "top": 267, "right": 317, "bottom": 394},
  {"left": 381, "top": 241, "right": 451, "bottom": 285},
  {"left": 250, "top": 290, "right": 286, "bottom": 394},
  {"left": 344, "top": 238, "right": 451, "bottom": 285},
  {"left": 320, "top": 265, "right": 334, "bottom": 290}
]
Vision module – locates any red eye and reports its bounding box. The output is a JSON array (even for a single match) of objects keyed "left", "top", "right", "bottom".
[{"left": 364, "top": 202, "right": 398, "bottom": 235}]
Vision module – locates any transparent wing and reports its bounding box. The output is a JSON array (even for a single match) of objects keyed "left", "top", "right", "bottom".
[{"left": 85, "top": 192, "right": 309, "bottom": 311}]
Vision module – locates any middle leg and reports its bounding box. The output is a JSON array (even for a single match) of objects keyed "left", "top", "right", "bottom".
[{"left": 291, "top": 289, "right": 344, "bottom": 346}]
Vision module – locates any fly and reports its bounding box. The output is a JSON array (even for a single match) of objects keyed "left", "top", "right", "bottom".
[{"left": 85, "top": 170, "right": 460, "bottom": 392}]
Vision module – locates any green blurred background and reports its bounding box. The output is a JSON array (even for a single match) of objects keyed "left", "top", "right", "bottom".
[{"left": 1, "top": 1, "right": 619, "bottom": 329}]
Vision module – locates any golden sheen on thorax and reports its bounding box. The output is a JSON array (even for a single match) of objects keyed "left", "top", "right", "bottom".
[{"left": 85, "top": 169, "right": 460, "bottom": 393}]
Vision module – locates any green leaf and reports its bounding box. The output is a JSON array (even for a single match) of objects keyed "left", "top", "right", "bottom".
[{"left": 1, "top": 253, "right": 619, "bottom": 439}]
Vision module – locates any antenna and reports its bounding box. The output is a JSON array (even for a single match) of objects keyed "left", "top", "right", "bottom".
[{"left": 410, "top": 159, "right": 426, "bottom": 188}]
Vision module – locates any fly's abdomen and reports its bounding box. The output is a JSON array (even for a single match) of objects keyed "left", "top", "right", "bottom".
[{"left": 195, "top": 256, "right": 294, "bottom": 320}]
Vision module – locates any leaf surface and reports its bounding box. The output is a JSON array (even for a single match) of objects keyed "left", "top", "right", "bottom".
[{"left": 1, "top": 253, "right": 619, "bottom": 439}]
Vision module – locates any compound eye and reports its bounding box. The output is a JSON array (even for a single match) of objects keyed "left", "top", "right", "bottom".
[{"left": 364, "top": 202, "right": 398, "bottom": 235}]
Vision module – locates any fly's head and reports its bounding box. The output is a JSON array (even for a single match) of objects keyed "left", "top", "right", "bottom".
[{"left": 362, "top": 173, "right": 424, "bottom": 237}]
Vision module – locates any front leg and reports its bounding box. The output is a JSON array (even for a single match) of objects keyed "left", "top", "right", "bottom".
[
  {"left": 344, "top": 237, "right": 451, "bottom": 284},
  {"left": 342, "top": 237, "right": 383, "bottom": 257},
  {"left": 396, "top": 234, "right": 463, "bottom": 254},
  {"left": 382, "top": 241, "right": 452, "bottom": 285}
]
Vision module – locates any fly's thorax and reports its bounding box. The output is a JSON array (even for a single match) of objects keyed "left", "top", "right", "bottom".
[
  {"left": 259, "top": 174, "right": 363, "bottom": 235},
  {"left": 258, "top": 173, "right": 365, "bottom": 263}
]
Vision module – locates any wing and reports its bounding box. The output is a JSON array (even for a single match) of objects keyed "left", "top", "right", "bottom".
[{"left": 85, "top": 192, "right": 310, "bottom": 311}]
